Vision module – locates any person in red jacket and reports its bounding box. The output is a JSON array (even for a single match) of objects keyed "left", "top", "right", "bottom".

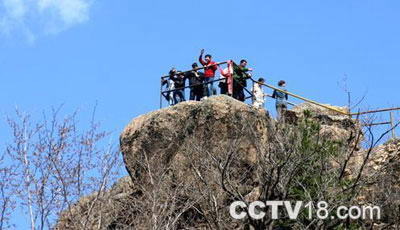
[{"left": 199, "top": 49, "right": 218, "bottom": 97}]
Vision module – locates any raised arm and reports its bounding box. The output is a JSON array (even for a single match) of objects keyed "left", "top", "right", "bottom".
[{"left": 199, "top": 49, "right": 206, "bottom": 66}]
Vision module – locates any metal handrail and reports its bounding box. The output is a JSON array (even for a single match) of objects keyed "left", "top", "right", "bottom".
[
  {"left": 161, "top": 62, "right": 228, "bottom": 79},
  {"left": 160, "top": 77, "right": 255, "bottom": 105},
  {"left": 161, "top": 78, "right": 222, "bottom": 94}
]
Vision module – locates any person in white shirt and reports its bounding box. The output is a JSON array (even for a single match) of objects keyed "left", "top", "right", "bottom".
[
  {"left": 162, "top": 68, "right": 177, "bottom": 106},
  {"left": 252, "top": 78, "right": 267, "bottom": 109}
]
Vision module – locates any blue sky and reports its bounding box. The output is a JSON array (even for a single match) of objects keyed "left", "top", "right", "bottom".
[
  {"left": 1, "top": 0, "right": 400, "bottom": 227},
  {"left": 1, "top": 0, "right": 400, "bottom": 135}
]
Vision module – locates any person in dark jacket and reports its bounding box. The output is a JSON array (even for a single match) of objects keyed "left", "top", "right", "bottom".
[
  {"left": 199, "top": 49, "right": 218, "bottom": 97},
  {"left": 232, "top": 59, "right": 252, "bottom": 102},
  {"left": 272, "top": 80, "right": 289, "bottom": 120},
  {"left": 172, "top": 72, "right": 186, "bottom": 104},
  {"left": 185, "top": 63, "right": 205, "bottom": 101},
  {"left": 219, "top": 73, "right": 228, "bottom": 95}
]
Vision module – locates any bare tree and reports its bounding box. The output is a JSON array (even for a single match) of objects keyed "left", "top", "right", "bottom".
[
  {"left": 338, "top": 74, "right": 368, "bottom": 111},
  {"left": 4, "top": 106, "right": 123, "bottom": 230},
  {"left": 0, "top": 156, "right": 17, "bottom": 230}
]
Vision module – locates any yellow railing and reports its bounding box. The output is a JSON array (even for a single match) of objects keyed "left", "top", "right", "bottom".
[{"left": 251, "top": 78, "right": 350, "bottom": 116}]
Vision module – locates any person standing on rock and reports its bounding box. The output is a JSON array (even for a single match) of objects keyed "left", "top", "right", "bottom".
[
  {"left": 172, "top": 71, "right": 186, "bottom": 104},
  {"left": 185, "top": 63, "right": 205, "bottom": 101},
  {"left": 162, "top": 68, "right": 177, "bottom": 106},
  {"left": 219, "top": 60, "right": 234, "bottom": 96},
  {"left": 199, "top": 49, "right": 218, "bottom": 97},
  {"left": 218, "top": 73, "right": 228, "bottom": 95},
  {"left": 272, "top": 80, "right": 289, "bottom": 120},
  {"left": 233, "top": 59, "right": 252, "bottom": 102},
  {"left": 252, "top": 77, "right": 267, "bottom": 109}
]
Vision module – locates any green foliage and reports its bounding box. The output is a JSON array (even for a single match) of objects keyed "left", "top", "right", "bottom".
[
  {"left": 289, "top": 114, "right": 342, "bottom": 199},
  {"left": 270, "top": 112, "right": 363, "bottom": 229}
]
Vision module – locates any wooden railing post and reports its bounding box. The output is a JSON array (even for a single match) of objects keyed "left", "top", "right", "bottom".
[{"left": 390, "top": 112, "right": 396, "bottom": 139}]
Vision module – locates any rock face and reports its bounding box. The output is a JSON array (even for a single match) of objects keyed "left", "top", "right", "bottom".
[
  {"left": 118, "top": 96, "right": 369, "bottom": 229},
  {"left": 120, "top": 99, "right": 361, "bottom": 184},
  {"left": 119, "top": 96, "right": 273, "bottom": 229},
  {"left": 57, "top": 96, "right": 400, "bottom": 229},
  {"left": 120, "top": 95, "right": 271, "bottom": 184},
  {"left": 287, "top": 103, "right": 361, "bottom": 145}
]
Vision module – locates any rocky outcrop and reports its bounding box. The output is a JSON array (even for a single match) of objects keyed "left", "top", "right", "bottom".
[
  {"left": 287, "top": 103, "right": 362, "bottom": 146},
  {"left": 120, "top": 95, "right": 272, "bottom": 185},
  {"left": 121, "top": 99, "right": 362, "bottom": 185},
  {"left": 118, "top": 96, "right": 369, "bottom": 228},
  {"left": 57, "top": 96, "right": 400, "bottom": 229},
  {"left": 356, "top": 139, "right": 400, "bottom": 225},
  {"left": 119, "top": 96, "right": 273, "bottom": 229}
]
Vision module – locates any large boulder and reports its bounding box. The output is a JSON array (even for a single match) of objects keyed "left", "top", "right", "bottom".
[
  {"left": 119, "top": 97, "right": 370, "bottom": 229},
  {"left": 118, "top": 96, "right": 276, "bottom": 229},
  {"left": 56, "top": 96, "right": 400, "bottom": 229},
  {"left": 120, "top": 95, "right": 272, "bottom": 184}
]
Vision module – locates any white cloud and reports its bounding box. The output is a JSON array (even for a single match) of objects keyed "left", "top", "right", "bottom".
[
  {"left": 4, "top": 0, "right": 26, "bottom": 19},
  {"left": 0, "top": 0, "right": 93, "bottom": 41}
]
